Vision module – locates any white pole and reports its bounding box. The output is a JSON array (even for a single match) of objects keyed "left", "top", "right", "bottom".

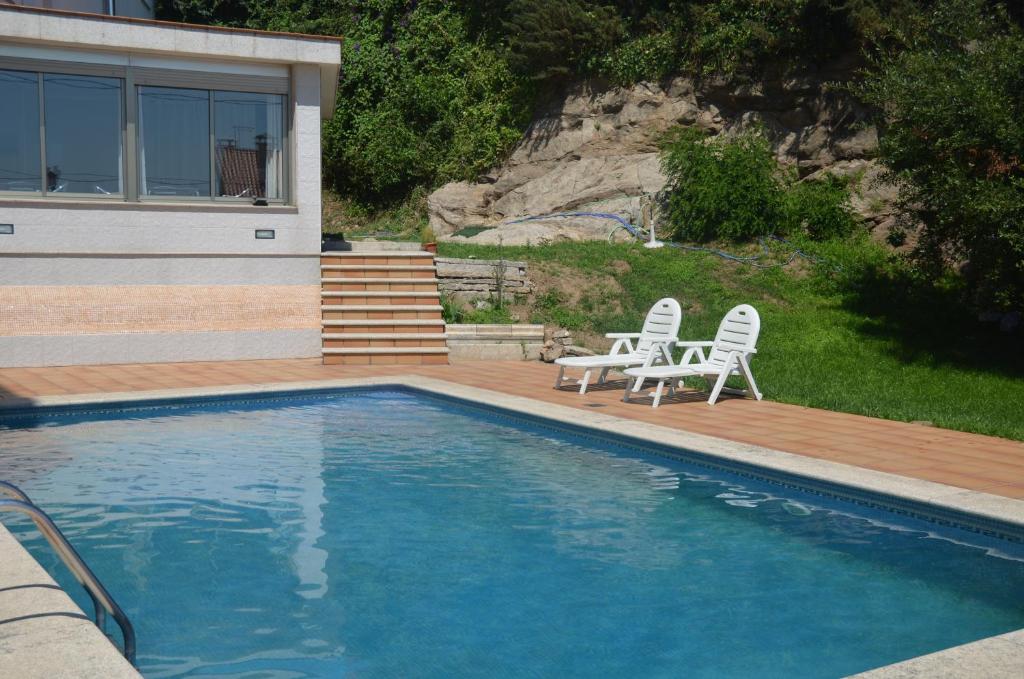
[
  {"left": 643, "top": 219, "right": 665, "bottom": 249},
  {"left": 641, "top": 197, "right": 664, "bottom": 249}
]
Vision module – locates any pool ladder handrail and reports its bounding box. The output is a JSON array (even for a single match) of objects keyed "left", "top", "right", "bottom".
[{"left": 0, "top": 480, "right": 137, "bottom": 666}]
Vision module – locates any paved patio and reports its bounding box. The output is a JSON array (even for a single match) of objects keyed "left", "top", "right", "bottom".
[{"left": 0, "top": 358, "right": 1021, "bottom": 499}]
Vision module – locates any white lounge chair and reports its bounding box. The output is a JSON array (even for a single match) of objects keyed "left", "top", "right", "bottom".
[
  {"left": 554, "top": 298, "right": 682, "bottom": 394},
  {"left": 622, "top": 304, "right": 763, "bottom": 407}
]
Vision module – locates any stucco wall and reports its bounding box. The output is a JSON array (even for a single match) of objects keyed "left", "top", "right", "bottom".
[{"left": 0, "top": 25, "right": 333, "bottom": 366}]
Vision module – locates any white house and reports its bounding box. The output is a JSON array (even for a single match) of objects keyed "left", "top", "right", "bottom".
[{"left": 0, "top": 3, "right": 341, "bottom": 367}]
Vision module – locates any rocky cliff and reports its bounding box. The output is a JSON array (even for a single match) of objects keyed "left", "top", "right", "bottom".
[{"left": 428, "top": 73, "right": 894, "bottom": 244}]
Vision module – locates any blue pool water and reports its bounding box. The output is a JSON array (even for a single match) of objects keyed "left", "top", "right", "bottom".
[{"left": 0, "top": 389, "right": 1022, "bottom": 678}]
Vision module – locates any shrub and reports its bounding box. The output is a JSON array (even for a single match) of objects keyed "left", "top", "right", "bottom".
[
  {"left": 503, "top": 0, "right": 624, "bottom": 81},
  {"left": 593, "top": 30, "right": 676, "bottom": 84},
  {"left": 783, "top": 173, "right": 857, "bottom": 240},
  {"left": 323, "top": 3, "right": 530, "bottom": 203},
  {"left": 856, "top": 0, "right": 1024, "bottom": 309},
  {"left": 661, "top": 127, "right": 856, "bottom": 242},
  {"left": 661, "top": 128, "right": 786, "bottom": 241}
]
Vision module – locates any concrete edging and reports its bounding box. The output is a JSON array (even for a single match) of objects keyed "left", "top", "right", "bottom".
[
  {"left": 1, "top": 375, "right": 1022, "bottom": 678},
  {"left": 0, "top": 528, "right": 141, "bottom": 679}
]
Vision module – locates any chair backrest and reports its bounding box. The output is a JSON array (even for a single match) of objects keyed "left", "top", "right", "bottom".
[
  {"left": 637, "top": 298, "right": 683, "bottom": 356},
  {"left": 707, "top": 304, "right": 760, "bottom": 368}
]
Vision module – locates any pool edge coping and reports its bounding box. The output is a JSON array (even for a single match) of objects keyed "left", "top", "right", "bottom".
[
  {"left": 0, "top": 525, "right": 142, "bottom": 678},
  {"left": 5, "top": 375, "right": 1019, "bottom": 526},
  {"left": 1, "top": 374, "right": 1023, "bottom": 678}
]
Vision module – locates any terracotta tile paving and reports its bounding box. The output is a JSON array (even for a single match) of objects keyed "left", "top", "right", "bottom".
[{"left": 0, "top": 358, "right": 1022, "bottom": 499}]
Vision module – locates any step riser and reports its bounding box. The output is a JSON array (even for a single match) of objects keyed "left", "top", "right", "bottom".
[
  {"left": 323, "top": 310, "right": 443, "bottom": 321},
  {"left": 322, "top": 296, "right": 437, "bottom": 305},
  {"left": 321, "top": 280, "right": 438, "bottom": 292},
  {"left": 321, "top": 256, "right": 432, "bottom": 266},
  {"left": 321, "top": 269, "right": 436, "bottom": 279},
  {"left": 322, "top": 284, "right": 438, "bottom": 292},
  {"left": 324, "top": 354, "right": 449, "bottom": 366},
  {"left": 324, "top": 325, "right": 444, "bottom": 334},
  {"left": 323, "top": 339, "right": 448, "bottom": 349}
]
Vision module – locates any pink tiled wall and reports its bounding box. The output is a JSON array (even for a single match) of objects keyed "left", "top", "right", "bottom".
[{"left": 0, "top": 285, "right": 321, "bottom": 336}]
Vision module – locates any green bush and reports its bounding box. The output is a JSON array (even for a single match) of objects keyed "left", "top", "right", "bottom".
[
  {"left": 783, "top": 173, "right": 857, "bottom": 241},
  {"left": 661, "top": 127, "right": 856, "bottom": 242},
  {"left": 323, "top": 3, "right": 530, "bottom": 203},
  {"left": 856, "top": 0, "right": 1024, "bottom": 309},
  {"left": 503, "top": 0, "right": 624, "bottom": 81},
  {"left": 592, "top": 30, "right": 676, "bottom": 84},
  {"left": 661, "top": 128, "right": 784, "bottom": 241}
]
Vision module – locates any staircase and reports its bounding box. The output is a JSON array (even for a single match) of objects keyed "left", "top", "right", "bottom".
[{"left": 320, "top": 251, "right": 449, "bottom": 365}]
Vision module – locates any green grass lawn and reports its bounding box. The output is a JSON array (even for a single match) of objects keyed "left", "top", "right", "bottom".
[{"left": 438, "top": 239, "right": 1024, "bottom": 441}]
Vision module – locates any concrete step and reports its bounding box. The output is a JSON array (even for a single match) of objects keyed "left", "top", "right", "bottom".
[
  {"left": 321, "top": 277, "right": 439, "bottom": 284},
  {"left": 323, "top": 352, "right": 449, "bottom": 365},
  {"left": 323, "top": 337, "right": 448, "bottom": 349},
  {"left": 321, "top": 291, "right": 440, "bottom": 299},
  {"left": 322, "top": 333, "right": 448, "bottom": 340},
  {"left": 321, "top": 304, "right": 442, "bottom": 312},
  {"left": 321, "top": 251, "right": 433, "bottom": 257},
  {"left": 321, "top": 265, "right": 436, "bottom": 272},
  {"left": 322, "top": 347, "right": 449, "bottom": 355},
  {"left": 320, "top": 253, "right": 434, "bottom": 267},
  {"left": 322, "top": 319, "right": 445, "bottom": 327}
]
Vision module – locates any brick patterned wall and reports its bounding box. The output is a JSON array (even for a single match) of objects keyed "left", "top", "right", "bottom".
[{"left": 0, "top": 285, "right": 320, "bottom": 336}]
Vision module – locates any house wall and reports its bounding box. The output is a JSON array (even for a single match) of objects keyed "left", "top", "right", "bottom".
[{"left": 0, "top": 16, "right": 334, "bottom": 367}]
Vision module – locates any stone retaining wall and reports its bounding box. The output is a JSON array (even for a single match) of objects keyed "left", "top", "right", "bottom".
[
  {"left": 445, "top": 324, "right": 544, "bottom": 361},
  {"left": 435, "top": 257, "right": 533, "bottom": 300}
]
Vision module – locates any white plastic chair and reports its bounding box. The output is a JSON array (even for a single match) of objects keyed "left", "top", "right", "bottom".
[
  {"left": 623, "top": 304, "right": 763, "bottom": 406},
  {"left": 554, "top": 298, "right": 682, "bottom": 394}
]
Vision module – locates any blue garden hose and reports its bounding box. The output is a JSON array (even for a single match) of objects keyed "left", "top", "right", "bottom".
[{"left": 504, "top": 211, "right": 840, "bottom": 271}]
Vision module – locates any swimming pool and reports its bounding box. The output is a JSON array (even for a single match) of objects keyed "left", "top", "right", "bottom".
[{"left": 1, "top": 388, "right": 1022, "bottom": 678}]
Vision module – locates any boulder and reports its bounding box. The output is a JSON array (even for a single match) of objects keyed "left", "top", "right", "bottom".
[
  {"left": 429, "top": 71, "right": 893, "bottom": 240},
  {"left": 427, "top": 182, "right": 489, "bottom": 236}
]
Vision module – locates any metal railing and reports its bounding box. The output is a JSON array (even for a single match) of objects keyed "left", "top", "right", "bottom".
[{"left": 0, "top": 480, "right": 136, "bottom": 666}]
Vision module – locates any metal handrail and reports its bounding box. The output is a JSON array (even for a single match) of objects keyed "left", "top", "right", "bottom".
[{"left": 0, "top": 481, "right": 136, "bottom": 666}]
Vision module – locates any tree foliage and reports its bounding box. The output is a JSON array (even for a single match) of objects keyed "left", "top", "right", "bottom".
[
  {"left": 857, "top": 0, "right": 1024, "bottom": 308},
  {"left": 661, "top": 128, "right": 855, "bottom": 242},
  {"left": 502, "top": 0, "right": 623, "bottom": 81}
]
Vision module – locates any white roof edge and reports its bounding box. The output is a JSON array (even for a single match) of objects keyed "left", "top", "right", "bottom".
[{"left": 0, "top": 6, "right": 341, "bottom": 117}]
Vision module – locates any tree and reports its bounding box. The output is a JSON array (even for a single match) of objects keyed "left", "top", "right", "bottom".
[
  {"left": 857, "top": 0, "right": 1024, "bottom": 309},
  {"left": 503, "top": 0, "right": 623, "bottom": 81}
]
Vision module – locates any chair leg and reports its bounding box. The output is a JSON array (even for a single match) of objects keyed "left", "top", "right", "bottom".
[
  {"left": 554, "top": 365, "right": 565, "bottom": 389},
  {"left": 597, "top": 367, "right": 610, "bottom": 384},
  {"left": 631, "top": 375, "right": 646, "bottom": 393},
  {"left": 579, "top": 369, "right": 592, "bottom": 394},
  {"left": 707, "top": 371, "right": 730, "bottom": 405},
  {"left": 623, "top": 378, "right": 633, "bottom": 403},
  {"left": 737, "top": 357, "right": 763, "bottom": 401},
  {"left": 652, "top": 380, "right": 665, "bottom": 408}
]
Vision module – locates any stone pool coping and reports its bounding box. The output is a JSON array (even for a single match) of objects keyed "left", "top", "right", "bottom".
[{"left": 1, "top": 375, "right": 1022, "bottom": 677}]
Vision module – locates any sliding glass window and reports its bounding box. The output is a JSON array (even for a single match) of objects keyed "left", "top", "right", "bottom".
[
  {"left": 43, "top": 74, "right": 123, "bottom": 195},
  {"left": 0, "top": 69, "right": 122, "bottom": 196},
  {"left": 0, "top": 69, "right": 41, "bottom": 193},
  {"left": 214, "top": 91, "right": 284, "bottom": 200},
  {"left": 0, "top": 62, "right": 287, "bottom": 203},
  {"left": 138, "top": 87, "right": 211, "bottom": 197},
  {"left": 138, "top": 86, "right": 286, "bottom": 201}
]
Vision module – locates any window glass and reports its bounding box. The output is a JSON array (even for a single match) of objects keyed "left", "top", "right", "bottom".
[
  {"left": 214, "top": 91, "right": 284, "bottom": 200},
  {"left": 138, "top": 86, "right": 211, "bottom": 197},
  {"left": 0, "top": 70, "right": 41, "bottom": 193},
  {"left": 43, "top": 74, "right": 123, "bottom": 195}
]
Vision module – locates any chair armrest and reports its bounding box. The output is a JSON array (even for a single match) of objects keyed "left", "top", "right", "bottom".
[
  {"left": 676, "top": 341, "right": 714, "bottom": 348},
  {"left": 605, "top": 333, "right": 642, "bottom": 339}
]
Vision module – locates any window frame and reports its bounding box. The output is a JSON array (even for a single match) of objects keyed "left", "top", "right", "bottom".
[{"left": 0, "top": 57, "right": 292, "bottom": 206}]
